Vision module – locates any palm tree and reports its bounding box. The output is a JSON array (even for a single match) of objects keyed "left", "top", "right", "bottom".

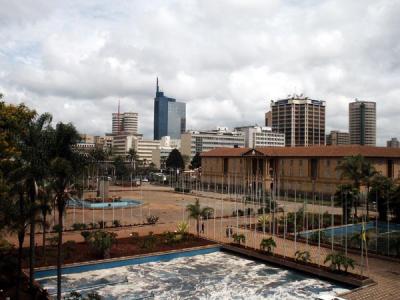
[
  {"left": 19, "top": 112, "right": 53, "bottom": 289},
  {"left": 361, "top": 161, "right": 378, "bottom": 219},
  {"left": 38, "top": 183, "right": 53, "bottom": 259},
  {"left": 186, "top": 199, "right": 213, "bottom": 236},
  {"left": 336, "top": 155, "right": 364, "bottom": 218},
  {"left": 126, "top": 148, "right": 138, "bottom": 180},
  {"left": 334, "top": 184, "right": 358, "bottom": 224},
  {"left": 49, "top": 122, "right": 83, "bottom": 300}
]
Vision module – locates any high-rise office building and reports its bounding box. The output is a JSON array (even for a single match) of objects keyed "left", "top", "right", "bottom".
[
  {"left": 271, "top": 95, "right": 326, "bottom": 147},
  {"left": 154, "top": 78, "right": 186, "bottom": 140},
  {"left": 387, "top": 137, "right": 400, "bottom": 148},
  {"left": 265, "top": 111, "right": 272, "bottom": 127},
  {"left": 112, "top": 112, "right": 138, "bottom": 135},
  {"left": 326, "top": 130, "right": 350, "bottom": 146},
  {"left": 349, "top": 100, "right": 376, "bottom": 146}
]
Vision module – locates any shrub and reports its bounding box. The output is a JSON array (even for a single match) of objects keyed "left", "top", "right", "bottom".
[
  {"left": 98, "top": 221, "right": 107, "bottom": 228},
  {"left": 64, "top": 240, "right": 76, "bottom": 259},
  {"left": 52, "top": 224, "right": 63, "bottom": 233},
  {"left": 72, "top": 223, "right": 87, "bottom": 231},
  {"left": 89, "top": 222, "right": 98, "bottom": 229},
  {"left": 176, "top": 221, "right": 189, "bottom": 239},
  {"left": 174, "top": 187, "right": 191, "bottom": 193},
  {"left": 130, "top": 232, "right": 139, "bottom": 242},
  {"left": 146, "top": 215, "right": 159, "bottom": 225},
  {"left": 324, "top": 252, "right": 355, "bottom": 273},
  {"left": 232, "top": 233, "right": 246, "bottom": 245},
  {"left": 142, "top": 232, "right": 157, "bottom": 250},
  {"left": 260, "top": 237, "right": 276, "bottom": 254},
  {"left": 87, "top": 230, "right": 117, "bottom": 258},
  {"left": 113, "top": 219, "right": 121, "bottom": 227},
  {"left": 46, "top": 236, "right": 59, "bottom": 247},
  {"left": 81, "top": 231, "right": 91, "bottom": 242},
  {"left": 294, "top": 250, "right": 311, "bottom": 263}
]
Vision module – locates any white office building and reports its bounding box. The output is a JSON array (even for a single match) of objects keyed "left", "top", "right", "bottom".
[{"left": 235, "top": 126, "right": 285, "bottom": 148}]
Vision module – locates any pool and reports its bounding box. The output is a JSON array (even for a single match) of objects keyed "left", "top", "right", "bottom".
[
  {"left": 36, "top": 247, "right": 350, "bottom": 299},
  {"left": 67, "top": 198, "right": 142, "bottom": 209},
  {"left": 299, "top": 221, "right": 400, "bottom": 239}
]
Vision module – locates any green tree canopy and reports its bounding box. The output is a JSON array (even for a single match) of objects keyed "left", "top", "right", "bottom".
[
  {"left": 166, "top": 149, "right": 184, "bottom": 170},
  {"left": 190, "top": 152, "right": 201, "bottom": 170}
]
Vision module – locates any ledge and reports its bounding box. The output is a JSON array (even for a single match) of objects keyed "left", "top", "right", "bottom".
[{"left": 221, "top": 244, "right": 375, "bottom": 288}]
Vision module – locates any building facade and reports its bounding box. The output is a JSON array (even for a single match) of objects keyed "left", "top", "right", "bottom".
[
  {"left": 349, "top": 100, "right": 376, "bottom": 146},
  {"left": 235, "top": 126, "right": 285, "bottom": 148},
  {"left": 181, "top": 127, "right": 245, "bottom": 158},
  {"left": 326, "top": 131, "right": 350, "bottom": 146},
  {"left": 112, "top": 112, "right": 139, "bottom": 135},
  {"left": 112, "top": 134, "right": 160, "bottom": 164},
  {"left": 200, "top": 146, "right": 400, "bottom": 196},
  {"left": 265, "top": 111, "right": 272, "bottom": 127},
  {"left": 154, "top": 79, "right": 186, "bottom": 140},
  {"left": 387, "top": 138, "right": 400, "bottom": 148},
  {"left": 271, "top": 96, "right": 326, "bottom": 147}
]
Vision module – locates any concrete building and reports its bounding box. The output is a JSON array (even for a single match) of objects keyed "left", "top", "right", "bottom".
[
  {"left": 271, "top": 95, "right": 326, "bottom": 147},
  {"left": 349, "top": 100, "right": 376, "bottom": 146},
  {"left": 154, "top": 78, "right": 186, "bottom": 140},
  {"left": 181, "top": 127, "right": 245, "bottom": 158},
  {"left": 151, "top": 136, "right": 181, "bottom": 169},
  {"left": 326, "top": 131, "right": 350, "bottom": 146},
  {"left": 112, "top": 134, "right": 160, "bottom": 164},
  {"left": 265, "top": 111, "right": 272, "bottom": 127},
  {"left": 387, "top": 138, "right": 400, "bottom": 148},
  {"left": 235, "top": 126, "right": 285, "bottom": 148},
  {"left": 112, "top": 112, "right": 139, "bottom": 135},
  {"left": 200, "top": 146, "right": 400, "bottom": 196}
]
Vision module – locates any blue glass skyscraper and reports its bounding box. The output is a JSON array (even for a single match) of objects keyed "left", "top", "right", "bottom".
[{"left": 153, "top": 78, "right": 186, "bottom": 140}]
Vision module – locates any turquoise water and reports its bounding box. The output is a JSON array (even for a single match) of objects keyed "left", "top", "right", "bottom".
[
  {"left": 36, "top": 249, "right": 350, "bottom": 299},
  {"left": 67, "top": 198, "right": 142, "bottom": 209}
]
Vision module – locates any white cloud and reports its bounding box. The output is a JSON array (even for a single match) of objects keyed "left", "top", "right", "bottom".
[{"left": 0, "top": 0, "right": 399, "bottom": 145}]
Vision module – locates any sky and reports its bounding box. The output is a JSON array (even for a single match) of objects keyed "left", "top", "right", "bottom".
[{"left": 0, "top": 0, "right": 399, "bottom": 145}]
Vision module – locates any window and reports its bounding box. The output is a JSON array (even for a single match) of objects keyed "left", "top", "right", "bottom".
[{"left": 223, "top": 158, "right": 229, "bottom": 175}]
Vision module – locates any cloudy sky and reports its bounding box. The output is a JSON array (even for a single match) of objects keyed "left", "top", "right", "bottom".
[{"left": 1, "top": 0, "right": 399, "bottom": 145}]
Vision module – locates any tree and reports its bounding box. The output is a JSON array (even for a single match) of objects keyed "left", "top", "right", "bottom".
[
  {"left": 190, "top": 152, "right": 201, "bottom": 170},
  {"left": 334, "top": 184, "right": 358, "bottom": 224},
  {"left": 126, "top": 148, "right": 138, "bottom": 179},
  {"left": 186, "top": 199, "right": 213, "bottom": 236},
  {"left": 113, "top": 156, "right": 129, "bottom": 180},
  {"left": 336, "top": 155, "right": 364, "bottom": 218},
  {"left": 368, "top": 174, "right": 394, "bottom": 221},
  {"left": 166, "top": 149, "right": 184, "bottom": 171},
  {"left": 38, "top": 183, "right": 53, "bottom": 260},
  {"left": 361, "top": 161, "right": 378, "bottom": 219},
  {"left": 17, "top": 112, "right": 53, "bottom": 291},
  {"left": 49, "top": 122, "right": 83, "bottom": 300}
]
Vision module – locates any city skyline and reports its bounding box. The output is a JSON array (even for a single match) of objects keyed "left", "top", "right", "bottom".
[{"left": 0, "top": 1, "right": 399, "bottom": 145}]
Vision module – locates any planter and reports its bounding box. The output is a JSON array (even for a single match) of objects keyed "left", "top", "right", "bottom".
[{"left": 222, "top": 244, "right": 374, "bottom": 288}]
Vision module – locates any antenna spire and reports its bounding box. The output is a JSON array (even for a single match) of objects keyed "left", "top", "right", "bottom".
[{"left": 156, "top": 77, "right": 159, "bottom": 94}]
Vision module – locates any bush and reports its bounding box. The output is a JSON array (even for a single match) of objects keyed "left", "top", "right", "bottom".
[
  {"left": 142, "top": 232, "right": 157, "bottom": 250},
  {"left": 232, "top": 233, "right": 246, "bottom": 245},
  {"left": 87, "top": 230, "right": 117, "bottom": 258},
  {"left": 324, "top": 252, "right": 355, "bottom": 273},
  {"left": 295, "top": 250, "right": 311, "bottom": 263},
  {"left": 174, "top": 187, "right": 191, "bottom": 193},
  {"left": 72, "top": 223, "right": 87, "bottom": 231},
  {"left": 130, "top": 232, "right": 139, "bottom": 242},
  {"left": 113, "top": 219, "right": 121, "bottom": 227},
  {"left": 52, "top": 224, "right": 63, "bottom": 232},
  {"left": 89, "top": 222, "right": 98, "bottom": 229},
  {"left": 81, "top": 231, "right": 91, "bottom": 241},
  {"left": 146, "top": 215, "right": 159, "bottom": 225},
  {"left": 46, "top": 236, "right": 59, "bottom": 247},
  {"left": 98, "top": 221, "right": 107, "bottom": 228},
  {"left": 64, "top": 240, "right": 76, "bottom": 259},
  {"left": 260, "top": 237, "right": 276, "bottom": 254}
]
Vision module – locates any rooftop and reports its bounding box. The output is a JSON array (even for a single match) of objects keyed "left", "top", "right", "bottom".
[{"left": 200, "top": 145, "right": 400, "bottom": 158}]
